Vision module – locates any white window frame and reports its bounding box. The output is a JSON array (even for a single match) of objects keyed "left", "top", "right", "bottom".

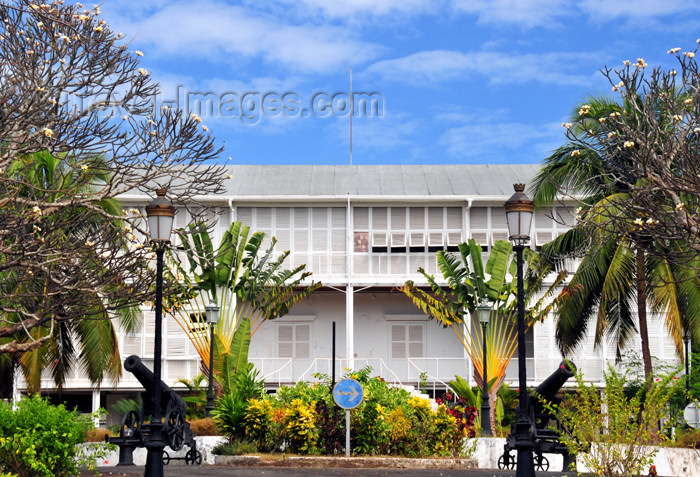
[{"left": 389, "top": 322, "right": 426, "bottom": 359}]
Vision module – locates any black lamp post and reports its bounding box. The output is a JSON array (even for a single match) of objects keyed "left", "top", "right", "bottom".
[
  {"left": 144, "top": 188, "right": 176, "bottom": 477},
  {"left": 504, "top": 183, "right": 535, "bottom": 477},
  {"left": 477, "top": 299, "right": 492, "bottom": 436},
  {"left": 205, "top": 299, "right": 219, "bottom": 418}
]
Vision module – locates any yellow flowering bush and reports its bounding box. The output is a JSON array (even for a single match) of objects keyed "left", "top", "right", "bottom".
[
  {"left": 232, "top": 367, "right": 476, "bottom": 456},
  {"left": 284, "top": 399, "right": 319, "bottom": 454},
  {"left": 388, "top": 407, "right": 411, "bottom": 441},
  {"left": 244, "top": 398, "right": 285, "bottom": 452}
]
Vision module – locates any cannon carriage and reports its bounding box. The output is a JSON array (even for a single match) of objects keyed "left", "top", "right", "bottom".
[
  {"left": 498, "top": 361, "right": 577, "bottom": 472},
  {"left": 108, "top": 355, "right": 202, "bottom": 466}
]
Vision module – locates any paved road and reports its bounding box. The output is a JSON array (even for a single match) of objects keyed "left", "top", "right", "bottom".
[{"left": 84, "top": 466, "right": 579, "bottom": 477}]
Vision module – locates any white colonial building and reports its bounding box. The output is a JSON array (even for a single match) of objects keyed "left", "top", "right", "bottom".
[{"left": 16, "top": 164, "right": 681, "bottom": 422}]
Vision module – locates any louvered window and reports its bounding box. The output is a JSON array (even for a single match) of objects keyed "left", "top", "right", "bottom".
[
  {"left": 278, "top": 323, "right": 310, "bottom": 358},
  {"left": 391, "top": 323, "right": 425, "bottom": 358}
]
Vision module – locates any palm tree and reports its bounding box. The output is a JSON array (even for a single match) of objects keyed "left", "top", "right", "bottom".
[
  {"left": 531, "top": 96, "right": 700, "bottom": 380},
  {"left": 400, "top": 239, "right": 567, "bottom": 431},
  {"left": 0, "top": 151, "right": 141, "bottom": 392},
  {"left": 166, "top": 221, "right": 321, "bottom": 388}
]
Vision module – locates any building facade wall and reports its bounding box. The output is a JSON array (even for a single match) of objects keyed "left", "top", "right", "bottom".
[{"left": 15, "top": 166, "right": 681, "bottom": 420}]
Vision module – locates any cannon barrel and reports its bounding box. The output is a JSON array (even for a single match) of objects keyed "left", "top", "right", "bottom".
[
  {"left": 533, "top": 361, "right": 576, "bottom": 402},
  {"left": 124, "top": 354, "right": 186, "bottom": 415}
]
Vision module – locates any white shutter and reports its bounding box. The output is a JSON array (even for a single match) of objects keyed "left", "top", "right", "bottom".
[
  {"left": 295, "top": 324, "right": 310, "bottom": 359},
  {"left": 354, "top": 207, "right": 369, "bottom": 229},
  {"left": 535, "top": 231, "right": 552, "bottom": 246},
  {"left": 555, "top": 207, "right": 577, "bottom": 227},
  {"left": 294, "top": 208, "right": 309, "bottom": 228},
  {"left": 294, "top": 230, "right": 308, "bottom": 252},
  {"left": 428, "top": 232, "right": 444, "bottom": 246},
  {"left": 276, "top": 208, "right": 291, "bottom": 228},
  {"left": 331, "top": 208, "right": 346, "bottom": 228},
  {"left": 409, "top": 207, "right": 425, "bottom": 229},
  {"left": 447, "top": 232, "right": 462, "bottom": 246},
  {"left": 237, "top": 207, "right": 253, "bottom": 226},
  {"left": 391, "top": 325, "right": 406, "bottom": 359},
  {"left": 446, "top": 207, "right": 462, "bottom": 229},
  {"left": 492, "top": 231, "right": 510, "bottom": 244},
  {"left": 372, "top": 232, "right": 387, "bottom": 247},
  {"left": 331, "top": 230, "right": 345, "bottom": 251},
  {"left": 312, "top": 229, "right": 327, "bottom": 252},
  {"left": 428, "top": 207, "right": 443, "bottom": 229},
  {"left": 219, "top": 208, "right": 231, "bottom": 229},
  {"left": 535, "top": 209, "right": 552, "bottom": 228},
  {"left": 166, "top": 319, "right": 187, "bottom": 357},
  {"left": 123, "top": 336, "right": 141, "bottom": 356},
  {"left": 470, "top": 231, "right": 488, "bottom": 245},
  {"left": 409, "top": 232, "right": 425, "bottom": 247},
  {"left": 278, "top": 325, "right": 294, "bottom": 358},
  {"left": 391, "top": 232, "right": 407, "bottom": 247},
  {"left": 257, "top": 208, "right": 272, "bottom": 230},
  {"left": 470, "top": 208, "right": 488, "bottom": 229},
  {"left": 275, "top": 229, "right": 291, "bottom": 249},
  {"left": 391, "top": 208, "right": 407, "bottom": 230},
  {"left": 491, "top": 207, "right": 508, "bottom": 228},
  {"left": 312, "top": 208, "right": 328, "bottom": 228},
  {"left": 372, "top": 207, "right": 388, "bottom": 230}
]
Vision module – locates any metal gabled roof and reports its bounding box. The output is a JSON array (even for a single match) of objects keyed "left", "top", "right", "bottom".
[{"left": 221, "top": 164, "right": 541, "bottom": 198}]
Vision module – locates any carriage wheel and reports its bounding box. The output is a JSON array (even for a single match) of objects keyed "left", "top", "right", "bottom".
[
  {"left": 162, "top": 450, "right": 170, "bottom": 466},
  {"left": 534, "top": 454, "right": 549, "bottom": 471},
  {"left": 498, "top": 453, "right": 516, "bottom": 469},
  {"left": 163, "top": 408, "right": 186, "bottom": 451},
  {"left": 119, "top": 410, "right": 140, "bottom": 439},
  {"left": 185, "top": 449, "right": 203, "bottom": 465}
]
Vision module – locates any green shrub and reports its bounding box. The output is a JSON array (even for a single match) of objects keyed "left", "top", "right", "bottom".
[
  {"left": 219, "top": 369, "right": 477, "bottom": 457},
  {"left": 0, "top": 395, "right": 112, "bottom": 477},
  {"left": 546, "top": 366, "right": 680, "bottom": 476},
  {"left": 211, "top": 439, "right": 258, "bottom": 455},
  {"left": 212, "top": 366, "right": 264, "bottom": 441}
]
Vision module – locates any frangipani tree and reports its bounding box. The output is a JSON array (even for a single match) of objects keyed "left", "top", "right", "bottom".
[
  {"left": 400, "top": 239, "right": 568, "bottom": 431},
  {"left": 1, "top": 151, "right": 141, "bottom": 392},
  {"left": 531, "top": 95, "right": 700, "bottom": 380},
  {"left": 166, "top": 221, "right": 321, "bottom": 388}
]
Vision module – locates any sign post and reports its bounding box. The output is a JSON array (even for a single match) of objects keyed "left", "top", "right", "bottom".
[{"left": 332, "top": 378, "right": 364, "bottom": 457}]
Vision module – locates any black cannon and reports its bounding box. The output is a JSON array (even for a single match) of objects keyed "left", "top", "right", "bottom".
[
  {"left": 108, "top": 355, "right": 202, "bottom": 466},
  {"left": 498, "top": 361, "right": 576, "bottom": 472}
]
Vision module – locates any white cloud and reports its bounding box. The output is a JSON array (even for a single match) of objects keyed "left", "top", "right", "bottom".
[
  {"left": 578, "top": 0, "right": 698, "bottom": 21},
  {"left": 364, "top": 49, "right": 596, "bottom": 86},
  {"left": 438, "top": 114, "right": 564, "bottom": 160},
  {"left": 103, "top": 1, "right": 380, "bottom": 74},
  {"left": 450, "top": 0, "right": 570, "bottom": 28},
  {"left": 273, "top": 0, "right": 432, "bottom": 19},
  {"left": 324, "top": 112, "right": 422, "bottom": 156}
]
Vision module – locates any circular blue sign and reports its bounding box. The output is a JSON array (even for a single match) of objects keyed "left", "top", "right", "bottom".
[{"left": 333, "top": 378, "right": 364, "bottom": 409}]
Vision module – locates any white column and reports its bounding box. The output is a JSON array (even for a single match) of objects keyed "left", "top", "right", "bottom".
[
  {"left": 346, "top": 197, "right": 354, "bottom": 371},
  {"left": 92, "top": 390, "right": 101, "bottom": 427},
  {"left": 346, "top": 285, "right": 354, "bottom": 371},
  {"left": 11, "top": 371, "right": 20, "bottom": 406}
]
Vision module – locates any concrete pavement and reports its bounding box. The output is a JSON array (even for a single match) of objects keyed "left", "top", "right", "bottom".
[{"left": 84, "top": 465, "right": 579, "bottom": 477}]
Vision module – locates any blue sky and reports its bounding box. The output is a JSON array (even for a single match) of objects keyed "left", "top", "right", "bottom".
[{"left": 100, "top": 0, "right": 700, "bottom": 165}]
